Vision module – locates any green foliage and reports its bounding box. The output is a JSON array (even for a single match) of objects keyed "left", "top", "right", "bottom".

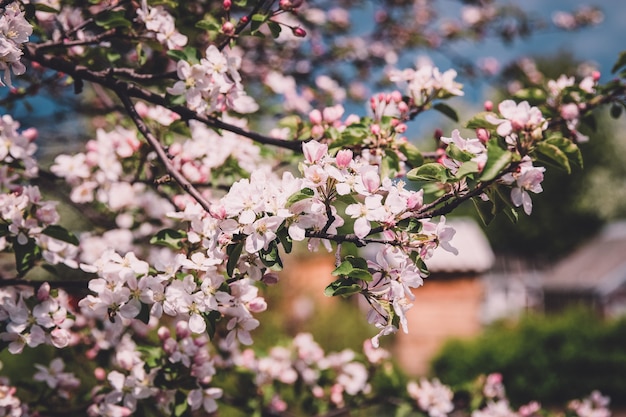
[{"left": 430, "top": 308, "right": 626, "bottom": 407}]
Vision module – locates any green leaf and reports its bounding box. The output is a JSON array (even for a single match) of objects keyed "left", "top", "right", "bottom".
[
  {"left": 204, "top": 310, "right": 221, "bottom": 339},
  {"left": 472, "top": 196, "right": 495, "bottom": 226},
  {"left": 277, "top": 227, "right": 293, "bottom": 254},
  {"left": 150, "top": 229, "right": 187, "bottom": 250},
  {"left": 174, "top": 396, "right": 188, "bottom": 417},
  {"left": 34, "top": 3, "right": 59, "bottom": 13},
  {"left": 226, "top": 241, "right": 244, "bottom": 276},
  {"left": 381, "top": 148, "right": 401, "bottom": 178},
  {"left": 406, "top": 163, "right": 449, "bottom": 182},
  {"left": 196, "top": 16, "right": 220, "bottom": 31},
  {"left": 433, "top": 102, "right": 459, "bottom": 122},
  {"left": 545, "top": 135, "right": 583, "bottom": 169},
  {"left": 259, "top": 243, "right": 283, "bottom": 270},
  {"left": 446, "top": 142, "right": 475, "bottom": 163},
  {"left": 611, "top": 50, "right": 626, "bottom": 74},
  {"left": 251, "top": 13, "right": 266, "bottom": 32},
  {"left": 40, "top": 225, "right": 79, "bottom": 246},
  {"left": 332, "top": 260, "right": 354, "bottom": 277},
  {"left": 166, "top": 49, "right": 188, "bottom": 62},
  {"left": 398, "top": 142, "right": 424, "bottom": 168},
  {"left": 324, "top": 278, "right": 362, "bottom": 297},
  {"left": 136, "top": 302, "right": 151, "bottom": 325},
  {"left": 347, "top": 268, "right": 373, "bottom": 281},
  {"left": 479, "top": 139, "right": 513, "bottom": 182},
  {"left": 14, "top": 237, "right": 41, "bottom": 276},
  {"left": 513, "top": 88, "right": 547, "bottom": 105},
  {"left": 268, "top": 21, "right": 282, "bottom": 38},
  {"left": 534, "top": 142, "right": 571, "bottom": 173},
  {"left": 94, "top": 10, "right": 131, "bottom": 29},
  {"left": 331, "top": 257, "right": 372, "bottom": 281},
  {"left": 466, "top": 112, "right": 497, "bottom": 130},
  {"left": 455, "top": 160, "right": 480, "bottom": 178},
  {"left": 286, "top": 188, "right": 314, "bottom": 207}
]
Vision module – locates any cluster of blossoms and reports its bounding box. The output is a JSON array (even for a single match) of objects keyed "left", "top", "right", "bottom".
[
  {"left": 0, "top": 115, "right": 37, "bottom": 188},
  {"left": 167, "top": 45, "right": 259, "bottom": 115},
  {"left": 0, "top": 185, "right": 79, "bottom": 268},
  {"left": 389, "top": 64, "right": 464, "bottom": 106},
  {"left": 0, "top": 376, "right": 26, "bottom": 417},
  {"left": 33, "top": 357, "right": 81, "bottom": 400},
  {"left": 0, "top": 283, "right": 75, "bottom": 354},
  {"left": 50, "top": 121, "right": 175, "bottom": 251},
  {"left": 0, "top": 3, "right": 32, "bottom": 87},
  {"left": 136, "top": 0, "right": 188, "bottom": 50},
  {"left": 407, "top": 377, "right": 454, "bottom": 417},
  {"left": 546, "top": 72, "right": 599, "bottom": 143},
  {"left": 568, "top": 390, "right": 611, "bottom": 417},
  {"left": 231, "top": 333, "right": 370, "bottom": 410},
  {"left": 168, "top": 117, "right": 263, "bottom": 184},
  {"left": 86, "top": 321, "right": 222, "bottom": 416}
]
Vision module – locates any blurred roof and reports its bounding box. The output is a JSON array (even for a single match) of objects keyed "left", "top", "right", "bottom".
[
  {"left": 425, "top": 218, "right": 495, "bottom": 274},
  {"left": 542, "top": 221, "right": 626, "bottom": 295}
]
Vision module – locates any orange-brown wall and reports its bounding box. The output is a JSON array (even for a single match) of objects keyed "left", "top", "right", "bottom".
[{"left": 393, "top": 276, "right": 484, "bottom": 376}]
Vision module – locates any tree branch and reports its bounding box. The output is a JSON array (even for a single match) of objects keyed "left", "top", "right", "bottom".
[
  {"left": 23, "top": 46, "right": 306, "bottom": 153},
  {"left": 116, "top": 92, "right": 214, "bottom": 213}
]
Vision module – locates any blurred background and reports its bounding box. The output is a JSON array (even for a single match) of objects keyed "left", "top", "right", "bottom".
[{"left": 2, "top": 0, "right": 626, "bottom": 411}]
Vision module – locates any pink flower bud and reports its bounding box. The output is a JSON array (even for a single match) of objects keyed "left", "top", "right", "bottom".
[
  {"left": 370, "top": 124, "right": 381, "bottom": 135},
  {"left": 222, "top": 21, "right": 235, "bottom": 35},
  {"left": 22, "top": 127, "right": 38, "bottom": 142},
  {"left": 345, "top": 114, "right": 361, "bottom": 125},
  {"left": 484, "top": 100, "right": 494, "bottom": 111},
  {"left": 293, "top": 27, "right": 307, "bottom": 37},
  {"left": 176, "top": 320, "right": 191, "bottom": 338},
  {"left": 476, "top": 128, "right": 490, "bottom": 143},
  {"left": 309, "top": 109, "right": 323, "bottom": 124},
  {"left": 37, "top": 282, "right": 51, "bottom": 301},
  {"left": 311, "top": 124, "right": 325, "bottom": 138},
  {"left": 395, "top": 123, "right": 407, "bottom": 134},
  {"left": 94, "top": 367, "right": 107, "bottom": 381},
  {"left": 391, "top": 90, "right": 403, "bottom": 103},
  {"left": 335, "top": 149, "right": 353, "bottom": 168},
  {"left": 223, "top": 0, "right": 231, "bottom": 10},
  {"left": 592, "top": 70, "right": 601, "bottom": 81},
  {"left": 157, "top": 326, "right": 171, "bottom": 341}
]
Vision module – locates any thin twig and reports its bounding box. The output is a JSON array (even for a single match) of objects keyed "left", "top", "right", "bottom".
[{"left": 117, "top": 92, "right": 214, "bottom": 213}]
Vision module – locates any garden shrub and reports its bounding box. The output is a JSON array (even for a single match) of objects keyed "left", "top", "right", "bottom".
[{"left": 430, "top": 308, "right": 626, "bottom": 407}]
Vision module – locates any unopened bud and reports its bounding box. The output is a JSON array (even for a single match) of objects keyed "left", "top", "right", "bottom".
[
  {"left": 223, "top": 0, "right": 231, "bottom": 10},
  {"left": 592, "top": 70, "right": 601, "bottom": 81},
  {"left": 390, "top": 90, "right": 403, "bottom": 103},
  {"left": 37, "top": 282, "right": 50, "bottom": 301},
  {"left": 309, "top": 109, "right": 322, "bottom": 124},
  {"left": 476, "top": 128, "right": 490, "bottom": 144},
  {"left": 370, "top": 124, "right": 381, "bottom": 135},
  {"left": 279, "top": 0, "right": 304, "bottom": 10},
  {"left": 157, "top": 326, "right": 171, "bottom": 341},
  {"left": 293, "top": 26, "right": 307, "bottom": 37},
  {"left": 434, "top": 128, "right": 443, "bottom": 141},
  {"left": 484, "top": 100, "right": 494, "bottom": 111},
  {"left": 222, "top": 21, "right": 235, "bottom": 35}
]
